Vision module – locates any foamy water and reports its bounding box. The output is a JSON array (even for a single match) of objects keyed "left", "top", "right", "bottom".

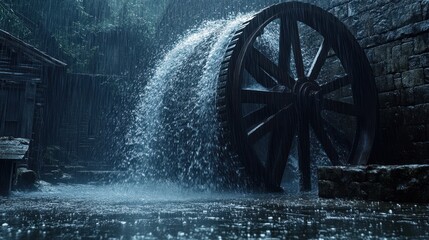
[{"left": 125, "top": 15, "right": 253, "bottom": 189}]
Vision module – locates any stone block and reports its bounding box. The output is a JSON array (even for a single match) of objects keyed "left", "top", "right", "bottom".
[
  {"left": 394, "top": 75, "right": 403, "bottom": 89},
  {"left": 391, "top": 44, "right": 404, "bottom": 72},
  {"left": 344, "top": 168, "right": 366, "bottom": 182},
  {"left": 425, "top": 68, "right": 429, "bottom": 83},
  {"left": 400, "top": 88, "right": 415, "bottom": 106},
  {"left": 375, "top": 74, "right": 395, "bottom": 92},
  {"left": 414, "top": 32, "right": 429, "bottom": 54},
  {"left": 367, "top": 169, "right": 379, "bottom": 182},
  {"left": 391, "top": 2, "right": 422, "bottom": 29},
  {"left": 331, "top": 4, "right": 348, "bottom": 20},
  {"left": 395, "top": 178, "right": 423, "bottom": 202},
  {"left": 346, "top": 1, "right": 360, "bottom": 17},
  {"left": 409, "top": 56, "right": 421, "bottom": 69},
  {"left": 421, "top": 53, "right": 429, "bottom": 67},
  {"left": 373, "top": 14, "right": 392, "bottom": 35},
  {"left": 343, "top": 15, "right": 369, "bottom": 39},
  {"left": 403, "top": 104, "right": 429, "bottom": 125},
  {"left": 363, "top": 182, "right": 383, "bottom": 201},
  {"left": 348, "top": 181, "right": 367, "bottom": 199},
  {"left": 372, "top": 62, "right": 386, "bottom": 77},
  {"left": 318, "top": 180, "right": 338, "bottom": 198},
  {"left": 402, "top": 69, "right": 424, "bottom": 88},
  {"left": 406, "top": 125, "right": 427, "bottom": 142},
  {"left": 383, "top": 20, "right": 429, "bottom": 44},
  {"left": 318, "top": 167, "right": 343, "bottom": 181},
  {"left": 395, "top": 41, "right": 415, "bottom": 72},
  {"left": 318, "top": 165, "right": 429, "bottom": 203},
  {"left": 402, "top": 41, "right": 415, "bottom": 56},
  {"left": 409, "top": 53, "right": 429, "bottom": 69},
  {"left": 414, "top": 84, "right": 429, "bottom": 104},
  {"left": 361, "top": 35, "right": 383, "bottom": 48},
  {"left": 424, "top": 0, "right": 429, "bottom": 20},
  {"left": 323, "top": 0, "right": 350, "bottom": 10},
  {"left": 379, "top": 91, "right": 400, "bottom": 108},
  {"left": 373, "top": 43, "right": 393, "bottom": 63}
]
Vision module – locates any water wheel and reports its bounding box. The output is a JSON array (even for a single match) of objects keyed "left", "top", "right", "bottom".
[{"left": 216, "top": 2, "right": 378, "bottom": 191}]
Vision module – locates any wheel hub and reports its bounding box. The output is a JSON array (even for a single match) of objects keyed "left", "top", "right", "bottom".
[{"left": 293, "top": 79, "right": 320, "bottom": 111}]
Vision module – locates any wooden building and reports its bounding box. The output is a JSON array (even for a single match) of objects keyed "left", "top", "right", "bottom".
[{"left": 0, "top": 29, "right": 66, "bottom": 173}]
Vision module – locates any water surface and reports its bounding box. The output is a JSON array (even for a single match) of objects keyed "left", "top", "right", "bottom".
[{"left": 1, "top": 183, "right": 428, "bottom": 239}]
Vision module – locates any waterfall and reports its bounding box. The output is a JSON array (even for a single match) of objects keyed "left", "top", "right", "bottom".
[{"left": 125, "top": 14, "right": 253, "bottom": 189}]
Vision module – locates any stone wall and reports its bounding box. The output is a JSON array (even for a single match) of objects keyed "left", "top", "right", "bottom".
[
  {"left": 318, "top": 165, "right": 429, "bottom": 203},
  {"left": 317, "top": 0, "right": 429, "bottom": 164}
]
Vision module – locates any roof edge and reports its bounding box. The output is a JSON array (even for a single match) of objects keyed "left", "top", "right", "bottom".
[{"left": 0, "top": 29, "right": 67, "bottom": 67}]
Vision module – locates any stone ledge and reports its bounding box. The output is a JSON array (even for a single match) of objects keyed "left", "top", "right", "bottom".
[{"left": 318, "top": 165, "right": 429, "bottom": 203}]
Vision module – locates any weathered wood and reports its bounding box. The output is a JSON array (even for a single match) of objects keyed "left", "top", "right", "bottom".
[
  {"left": 0, "top": 137, "right": 30, "bottom": 160},
  {"left": 0, "top": 65, "right": 42, "bottom": 75},
  {"left": 0, "top": 71, "right": 41, "bottom": 81},
  {"left": 0, "top": 30, "right": 66, "bottom": 67}
]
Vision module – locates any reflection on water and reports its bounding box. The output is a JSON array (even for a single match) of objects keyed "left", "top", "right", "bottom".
[{"left": 1, "top": 183, "right": 429, "bottom": 239}]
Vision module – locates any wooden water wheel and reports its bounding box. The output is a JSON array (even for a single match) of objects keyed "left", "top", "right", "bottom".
[{"left": 216, "top": 2, "right": 378, "bottom": 191}]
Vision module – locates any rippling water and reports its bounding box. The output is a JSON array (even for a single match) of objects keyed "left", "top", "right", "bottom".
[{"left": 1, "top": 183, "right": 429, "bottom": 239}]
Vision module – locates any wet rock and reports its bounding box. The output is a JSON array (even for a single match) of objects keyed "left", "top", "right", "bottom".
[
  {"left": 318, "top": 180, "right": 338, "bottom": 198},
  {"left": 414, "top": 32, "right": 429, "bottom": 54},
  {"left": 318, "top": 165, "right": 429, "bottom": 203},
  {"left": 402, "top": 69, "right": 424, "bottom": 88},
  {"left": 15, "top": 168, "right": 37, "bottom": 190}
]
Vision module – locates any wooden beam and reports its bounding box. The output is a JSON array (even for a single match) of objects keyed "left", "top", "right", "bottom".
[{"left": 0, "top": 30, "right": 66, "bottom": 67}]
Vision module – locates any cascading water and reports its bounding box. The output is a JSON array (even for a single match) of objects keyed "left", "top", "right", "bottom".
[
  {"left": 123, "top": 12, "right": 334, "bottom": 191},
  {"left": 125, "top": 15, "right": 253, "bottom": 189}
]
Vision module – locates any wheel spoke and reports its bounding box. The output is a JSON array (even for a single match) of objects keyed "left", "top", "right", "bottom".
[
  {"left": 319, "top": 75, "right": 351, "bottom": 95},
  {"left": 322, "top": 117, "right": 353, "bottom": 150},
  {"left": 279, "top": 16, "right": 292, "bottom": 75},
  {"left": 243, "top": 105, "right": 276, "bottom": 128},
  {"left": 241, "top": 88, "right": 294, "bottom": 105},
  {"left": 249, "top": 47, "right": 295, "bottom": 88},
  {"left": 245, "top": 58, "right": 277, "bottom": 88},
  {"left": 297, "top": 113, "right": 311, "bottom": 191},
  {"left": 322, "top": 98, "right": 358, "bottom": 116},
  {"left": 247, "top": 104, "right": 293, "bottom": 144},
  {"left": 308, "top": 39, "right": 330, "bottom": 81},
  {"left": 310, "top": 113, "right": 341, "bottom": 165},
  {"left": 266, "top": 114, "right": 297, "bottom": 189},
  {"left": 288, "top": 20, "right": 305, "bottom": 79}
]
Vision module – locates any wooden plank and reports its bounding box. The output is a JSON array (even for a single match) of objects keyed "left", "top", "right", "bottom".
[
  {"left": 0, "top": 143, "right": 29, "bottom": 149},
  {"left": 0, "top": 70, "right": 40, "bottom": 78},
  {"left": 0, "top": 154, "right": 26, "bottom": 160},
  {"left": 0, "top": 73, "right": 41, "bottom": 82},
  {"left": 0, "top": 144, "right": 28, "bottom": 150},
  {"left": 0, "top": 65, "right": 41, "bottom": 75},
  {"left": 0, "top": 137, "right": 29, "bottom": 161}
]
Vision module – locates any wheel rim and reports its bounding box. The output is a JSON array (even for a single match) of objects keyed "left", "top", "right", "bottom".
[{"left": 217, "top": 2, "right": 378, "bottom": 191}]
